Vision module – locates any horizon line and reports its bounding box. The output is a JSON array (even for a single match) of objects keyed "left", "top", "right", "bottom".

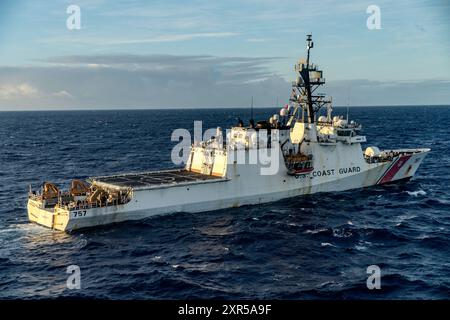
[{"left": 1, "top": 104, "right": 450, "bottom": 112}]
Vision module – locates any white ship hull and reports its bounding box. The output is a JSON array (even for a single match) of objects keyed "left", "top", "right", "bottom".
[{"left": 28, "top": 144, "right": 429, "bottom": 231}]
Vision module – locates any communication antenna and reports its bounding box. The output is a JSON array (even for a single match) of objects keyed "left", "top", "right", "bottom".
[
  {"left": 251, "top": 96, "right": 254, "bottom": 121},
  {"left": 306, "top": 34, "right": 314, "bottom": 65},
  {"left": 346, "top": 86, "right": 350, "bottom": 121},
  {"left": 327, "top": 96, "right": 333, "bottom": 122}
]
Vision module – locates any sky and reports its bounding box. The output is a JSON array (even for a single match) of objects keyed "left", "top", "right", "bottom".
[{"left": 0, "top": 0, "right": 449, "bottom": 110}]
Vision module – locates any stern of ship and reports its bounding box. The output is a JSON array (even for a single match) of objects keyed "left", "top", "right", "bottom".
[{"left": 27, "top": 197, "right": 70, "bottom": 231}]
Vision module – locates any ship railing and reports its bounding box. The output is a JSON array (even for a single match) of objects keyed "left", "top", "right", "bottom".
[
  {"left": 63, "top": 197, "right": 131, "bottom": 211},
  {"left": 28, "top": 193, "right": 41, "bottom": 201},
  {"left": 364, "top": 150, "right": 416, "bottom": 164}
]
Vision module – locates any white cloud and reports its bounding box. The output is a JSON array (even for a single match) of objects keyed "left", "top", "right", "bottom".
[
  {"left": 246, "top": 38, "right": 271, "bottom": 43},
  {"left": 0, "top": 55, "right": 284, "bottom": 109},
  {"left": 52, "top": 90, "right": 74, "bottom": 99},
  {"left": 0, "top": 54, "right": 449, "bottom": 110},
  {"left": 0, "top": 83, "right": 39, "bottom": 100},
  {"left": 108, "top": 32, "right": 240, "bottom": 44},
  {"left": 40, "top": 32, "right": 240, "bottom": 46}
]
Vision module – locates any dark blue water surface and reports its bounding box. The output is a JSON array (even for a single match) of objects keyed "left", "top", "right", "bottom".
[{"left": 0, "top": 106, "right": 449, "bottom": 299}]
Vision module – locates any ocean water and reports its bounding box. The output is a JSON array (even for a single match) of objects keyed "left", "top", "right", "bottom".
[{"left": 0, "top": 106, "right": 449, "bottom": 299}]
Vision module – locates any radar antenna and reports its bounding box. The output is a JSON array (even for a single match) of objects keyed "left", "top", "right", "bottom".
[{"left": 290, "top": 34, "right": 330, "bottom": 124}]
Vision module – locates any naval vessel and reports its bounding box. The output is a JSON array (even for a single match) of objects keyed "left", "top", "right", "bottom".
[{"left": 28, "top": 35, "right": 430, "bottom": 231}]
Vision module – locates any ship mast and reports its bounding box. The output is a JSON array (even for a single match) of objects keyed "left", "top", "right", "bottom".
[
  {"left": 304, "top": 34, "right": 314, "bottom": 122},
  {"left": 290, "top": 34, "right": 329, "bottom": 124}
]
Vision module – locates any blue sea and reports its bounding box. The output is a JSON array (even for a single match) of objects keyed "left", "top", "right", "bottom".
[{"left": 0, "top": 106, "right": 449, "bottom": 299}]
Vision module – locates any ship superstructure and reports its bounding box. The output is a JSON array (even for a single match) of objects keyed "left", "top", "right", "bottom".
[{"left": 27, "top": 35, "right": 430, "bottom": 231}]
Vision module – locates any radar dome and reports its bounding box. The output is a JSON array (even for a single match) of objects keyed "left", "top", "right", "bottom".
[
  {"left": 364, "top": 146, "right": 381, "bottom": 157},
  {"left": 337, "top": 119, "right": 348, "bottom": 127}
]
